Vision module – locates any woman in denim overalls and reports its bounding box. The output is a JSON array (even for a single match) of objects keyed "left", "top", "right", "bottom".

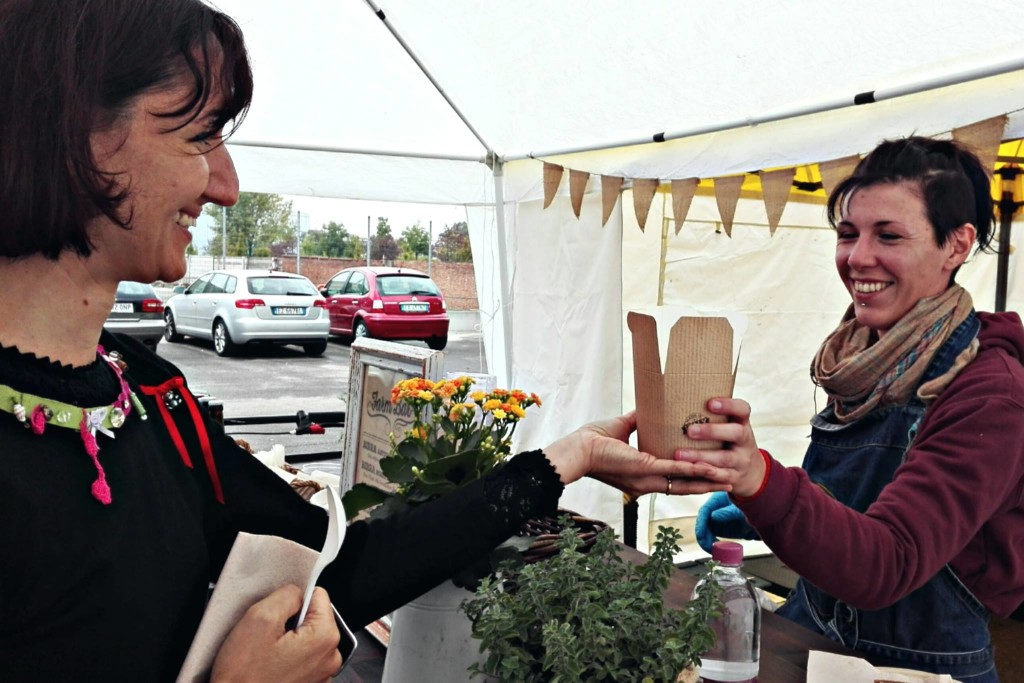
[{"left": 685, "top": 137, "right": 1024, "bottom": 682}]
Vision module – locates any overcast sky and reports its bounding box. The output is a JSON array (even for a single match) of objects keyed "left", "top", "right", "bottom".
[{"left": 194, "top": 195, "right": 468, "bottom": 253}]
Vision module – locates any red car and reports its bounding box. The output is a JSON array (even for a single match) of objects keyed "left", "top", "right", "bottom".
[{"left": 319, "top": 267, "right": 450, "bottom": 350}]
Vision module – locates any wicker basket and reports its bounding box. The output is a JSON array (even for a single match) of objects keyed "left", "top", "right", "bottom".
[{"left": 517, "top": 510, "right": 609, "bottom": 564}]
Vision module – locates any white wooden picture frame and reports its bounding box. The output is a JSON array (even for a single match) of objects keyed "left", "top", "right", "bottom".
[{"left": 340, "top": 337, "right": 444, "bottom": 496}]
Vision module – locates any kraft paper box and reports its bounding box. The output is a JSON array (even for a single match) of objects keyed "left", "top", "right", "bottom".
[{"left": 627, "top": 312, "right": 736, "bottom": 458}]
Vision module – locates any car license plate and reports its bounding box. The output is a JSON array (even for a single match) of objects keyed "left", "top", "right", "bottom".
[
  {"left": 273, "top": 306, "right": 305, "bottom": 315},
  {"left": 401, "top": 303, "right": 429, "bottom": 313},
  {"left": 111, "top": 303, "right": 134, "bottom": 313}
]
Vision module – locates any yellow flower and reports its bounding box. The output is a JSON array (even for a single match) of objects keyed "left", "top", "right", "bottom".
[
  {"left": 417, "top": 390, "right": 435, "bottom": 402},
  {"left": 482, "top": 399, "right": 502, "bottom": 412},
  {"left": 410, "top": 425, "right": 428, "bottom": 440},
  {"left": 492, "top": 408, "right": 507, "bottom": 419},
  {"left": 470, "top": 390, "right": 486, "bottom": 403},
  {"left": 508, "top": 404, "right": 526, "bottom": 419}
]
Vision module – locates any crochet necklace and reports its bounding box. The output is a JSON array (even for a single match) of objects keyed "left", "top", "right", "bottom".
[{"left": 0, "top": 344, "right": 147, "bottom": 505}]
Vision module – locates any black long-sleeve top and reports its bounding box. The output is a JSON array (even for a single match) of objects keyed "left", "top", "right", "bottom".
[{"left": 0, "top": 332, "right": 563, "bottom": 681}]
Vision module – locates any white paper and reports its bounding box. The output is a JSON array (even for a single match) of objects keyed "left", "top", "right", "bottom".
[
  {"left": 806, "top": 651, "right": 961, "bottom": 683},
  {"left": 176, "top": 533, "right": 319, "bottom": 683},
  {"left": 177, "top": 491, "right": 347, "bottom": 682}
]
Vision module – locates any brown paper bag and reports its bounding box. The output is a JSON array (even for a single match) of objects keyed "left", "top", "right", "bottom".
[{"left": 627, "top": 312, "right": 736, "bottom": 457}]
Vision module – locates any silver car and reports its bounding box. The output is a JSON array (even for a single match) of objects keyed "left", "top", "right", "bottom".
[{"left": 163, "top": 269, "right": 330, "bottom": 357}]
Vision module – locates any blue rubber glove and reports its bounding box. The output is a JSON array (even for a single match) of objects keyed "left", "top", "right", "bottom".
[{"left": 694, "top": 491, "right": 760, "bottom": 553}]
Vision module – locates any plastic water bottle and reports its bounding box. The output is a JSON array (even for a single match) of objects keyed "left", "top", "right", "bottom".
[{"left": 691, "top": 541, "right": 760, "bottom": 682}]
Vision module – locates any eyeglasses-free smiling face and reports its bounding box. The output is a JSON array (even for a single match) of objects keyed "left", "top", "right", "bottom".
[
  {"left": 834, "top": 181, "right": 974, "bottom": 337},
  {"left": 85, "top": 73, "right": 240, "bottom": 286}
]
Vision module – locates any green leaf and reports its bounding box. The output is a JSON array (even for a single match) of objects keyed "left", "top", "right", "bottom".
[
  {"left": 379, "top": 454, "right": 415, "bottom": 483},
  {"left": 420, "top": 447, "right": 487, "bottom": 486},
  {"left": 396, "top": 438, "right": 429, "bottom": 463},
  {"left": 340, "top": 483, "right": 390, "bottom": 520}
]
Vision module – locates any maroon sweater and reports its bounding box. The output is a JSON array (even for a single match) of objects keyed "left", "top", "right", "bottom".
[{"left": 738, "top": 311, "right": 1024, "bottom": 617}]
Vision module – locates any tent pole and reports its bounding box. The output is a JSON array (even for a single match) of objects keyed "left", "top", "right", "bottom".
[
  {"left": 995, "top": 166, "right": 1021, "bottom": 312},
  {"left": 361, "top": 0, "right": 495, "bottom": 157},
  {"left": 490, "top": 155, "right": 514, "bottom": 385},
  {"left": 509, "top": 55, "right": 1024, "bottom": 161},
  {"left": 226, "top": 139, "right": 485, "bottom": 164}
]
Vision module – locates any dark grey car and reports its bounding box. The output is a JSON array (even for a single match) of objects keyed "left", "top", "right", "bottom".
[{"left": 103, "top": 281, "right": 165, "bottom": 351}]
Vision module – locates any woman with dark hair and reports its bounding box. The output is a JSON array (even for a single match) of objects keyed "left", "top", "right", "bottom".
[
  {"left": 0, "top": 1, "right": 719, "bottom": 680},
  {"left": 687, "top": 136, "right": 1024, "bottom": 682}
]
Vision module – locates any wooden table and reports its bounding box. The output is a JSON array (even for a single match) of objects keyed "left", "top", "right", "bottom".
[{"left": 339, "top": 544, "right": 870, "bottom": 682}]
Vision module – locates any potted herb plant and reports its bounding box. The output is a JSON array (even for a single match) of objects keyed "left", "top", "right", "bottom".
[{"left": 463, "top": 522, "right": 721, "bottom": 683}]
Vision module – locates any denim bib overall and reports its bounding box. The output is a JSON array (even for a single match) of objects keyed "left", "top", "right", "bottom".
[{"left": 777, "top": 313, "right": 998, "bottom": 682}]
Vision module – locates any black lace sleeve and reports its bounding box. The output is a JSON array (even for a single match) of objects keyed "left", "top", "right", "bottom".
[{"left": 322, "top": 449, "right": 563, "bottom": 629}]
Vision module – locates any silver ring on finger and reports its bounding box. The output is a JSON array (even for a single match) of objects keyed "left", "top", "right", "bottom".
[{"left": 666, "top": 476, "right": 673, "bottom": 495}]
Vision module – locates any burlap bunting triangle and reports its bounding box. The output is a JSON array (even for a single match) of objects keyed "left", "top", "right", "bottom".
[
  {"left": 569, "top": 170, "right": 590, "bottom": 218},
  {"left": 601, "top": 176, "right": 624, "bottom": 227},
  {"left": 760, "top": 168, "right": 795, "bottom": 236},
  {"left": 671, "top": 178, "right": 698, "bottom": 235},
  {"left": 714, "top": 175, "right": 745, "bottom": 238},
  {"left": 818, "top": 156, "right": 861, "bottom": 200},
  {"left": 543, "top": 163, "right": 564, "bottom": 209},
  {"left": 953, "top": 115, "right": 1008, "bottom": 178},
  {"left": 632, "top": 179, "right": 660, "bottom": 232}
]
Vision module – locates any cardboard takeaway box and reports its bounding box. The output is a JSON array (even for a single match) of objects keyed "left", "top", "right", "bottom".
[{"left": 627, "top": 312, "right": 737, "bottom": 458}]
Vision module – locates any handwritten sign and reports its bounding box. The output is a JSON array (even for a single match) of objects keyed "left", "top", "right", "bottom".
[{"left": 341, "top": 337, "right": 443, "bottom": 497}]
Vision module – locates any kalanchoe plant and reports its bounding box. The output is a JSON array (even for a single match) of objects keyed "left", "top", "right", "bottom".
[
  {"left": 462, "top": 521, "right": 723, "bottom": 683},
  {"left": 342, "top": 375, "right": 542, "bottom": 521}
]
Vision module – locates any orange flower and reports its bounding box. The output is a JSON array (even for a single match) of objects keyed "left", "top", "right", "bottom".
[
  {"left": 449, "top": 402, "right": 476, "bottom": 421},
  {"left": 508, "top": 404, "right": 526, "bottom": 419},
  {"left": 390, "top": 385, "right": 402, "bottom": 404},
  {"left": 410, "top": 425, "right": 428, "bottom": 440},
  {"left": 530, "top": 393, "right": 542, "bottom": 407},
  {"left": 435, "top": 381, "right": 458, "bottom": 399},
  {"left": 510, "top": 389, "right": 528, "bottom": 402},
  {"left": 492, "top": 388, "right": 510, "bottom": 398}
]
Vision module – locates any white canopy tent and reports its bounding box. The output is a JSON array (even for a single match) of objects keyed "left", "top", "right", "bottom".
[{"left": 218, "top": 0, "right": 1024, "bottom": 550}]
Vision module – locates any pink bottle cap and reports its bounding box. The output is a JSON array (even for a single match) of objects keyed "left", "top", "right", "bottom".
[{"left": 711, "top": 540, "right": 744, "bottom": 565}]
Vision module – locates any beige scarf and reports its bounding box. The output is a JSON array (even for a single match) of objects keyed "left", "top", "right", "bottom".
[{"left": 811, "top": 285, "right": 978, "bottom": 423}]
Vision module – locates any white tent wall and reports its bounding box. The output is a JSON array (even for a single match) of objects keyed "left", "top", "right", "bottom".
[
  {"left": 464, "top": 202, "right": 510, "bottom": 384},
  {"left": 499, "top": 187, "right": 627, "bottom": 528},
  {"left": 618, "top": 192, "right": 1024, "bottom": 557}
]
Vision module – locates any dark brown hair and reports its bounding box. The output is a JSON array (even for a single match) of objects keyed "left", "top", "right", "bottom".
[
  {"left": 0, "top": 0, "right": 253, "bottom": 259},
  {"left": 826, "top": 137, "right": 995, "bottom": 259}
]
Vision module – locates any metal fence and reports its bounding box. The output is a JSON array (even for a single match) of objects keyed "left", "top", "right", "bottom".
[{"left": 163, "top": 255, "right": 275, "bottom": 285}]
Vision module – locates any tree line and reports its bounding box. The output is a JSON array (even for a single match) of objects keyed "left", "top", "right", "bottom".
[{"left": 201, "top": 192, "right": 472, "bottom": 263}]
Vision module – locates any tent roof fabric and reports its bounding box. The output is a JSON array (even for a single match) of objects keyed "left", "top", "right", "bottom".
[{"left": 222, "top": 0, "right": 1024, "bottom": 202}]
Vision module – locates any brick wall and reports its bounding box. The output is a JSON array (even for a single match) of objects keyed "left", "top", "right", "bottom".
[{"left": 276, "top": 256, "right": 479, "bottom": 311}]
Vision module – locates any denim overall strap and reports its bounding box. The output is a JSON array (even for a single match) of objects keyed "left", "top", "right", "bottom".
[{"left": 778, "top": 312, "right": 998, "bottom": 682}]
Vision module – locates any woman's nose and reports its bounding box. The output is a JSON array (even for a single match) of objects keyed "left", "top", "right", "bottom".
[
  {"left": 203, "top": 143, "right": 240, "bottom": 207},
  {"left": 846, "top": 237, "right": 876, "bottom": 269}
]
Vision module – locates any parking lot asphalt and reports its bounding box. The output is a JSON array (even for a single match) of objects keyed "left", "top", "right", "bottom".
[{"left": 154, "top": 331, "right": 488, "bottom": 465}]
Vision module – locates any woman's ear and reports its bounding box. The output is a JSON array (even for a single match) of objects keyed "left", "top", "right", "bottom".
[{"left": 946, "top": 222, "right": 976, "bottom": 270}]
